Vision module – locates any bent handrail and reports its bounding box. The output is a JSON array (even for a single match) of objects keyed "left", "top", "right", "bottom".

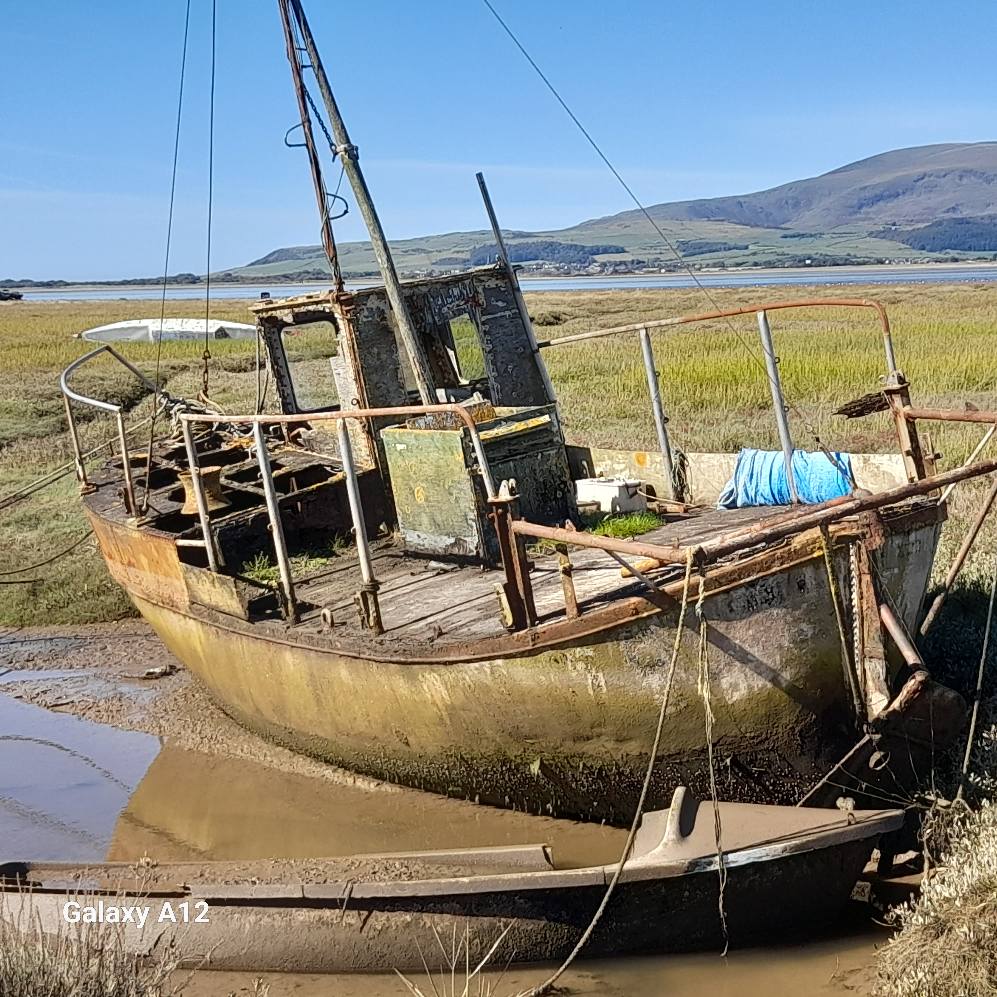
[{"left": 535, "top": 297, "right": 898, "bottom": 375}]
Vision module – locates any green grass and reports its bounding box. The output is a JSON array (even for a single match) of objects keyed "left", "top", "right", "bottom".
[{"left": 588, "top": 511, "right": 664, "bottom": 538}]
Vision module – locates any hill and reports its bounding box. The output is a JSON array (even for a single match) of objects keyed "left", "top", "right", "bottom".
[{"left": 222, "top": 142, "right": 997, "bottom": 281}]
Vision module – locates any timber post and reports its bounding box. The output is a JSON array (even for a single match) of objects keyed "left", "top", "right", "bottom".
[{"left": 554, "top": 542, "right": 580, "bottom": 619}]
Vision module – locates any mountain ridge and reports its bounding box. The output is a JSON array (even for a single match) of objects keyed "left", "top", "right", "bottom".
[{"left": 225, "top": 142, "right": 997, "bottom": 281}]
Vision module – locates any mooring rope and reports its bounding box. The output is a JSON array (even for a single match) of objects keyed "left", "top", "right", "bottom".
[
  {"left": 522, "top": 551, "right": 695, "bottom": 997},
  {"left": 696, "top": 568, "right": 729, "bottom": 955},
  {"left": 820, "top": 526, "right": 865, "bottom": 722},
  {"left": 0, "top": 530, "right": 95, "bottom": 581}
]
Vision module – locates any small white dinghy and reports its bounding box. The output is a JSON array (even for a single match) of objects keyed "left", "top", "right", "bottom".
[{"left": 78, "top": 318, "right": 255, "bottom": 343}]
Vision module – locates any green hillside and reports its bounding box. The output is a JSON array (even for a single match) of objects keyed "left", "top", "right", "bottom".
[{"left": 220, "top": 142, "right": 997, "bottom": 281}]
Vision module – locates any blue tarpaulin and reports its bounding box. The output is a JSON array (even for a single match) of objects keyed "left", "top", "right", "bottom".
[{"left": 718, "top": 449, "right": 853, "bottom": 508}]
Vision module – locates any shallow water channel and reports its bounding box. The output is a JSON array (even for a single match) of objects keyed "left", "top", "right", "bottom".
[{"left": 0, "top": 688, "right": 885, "bottom": 995}]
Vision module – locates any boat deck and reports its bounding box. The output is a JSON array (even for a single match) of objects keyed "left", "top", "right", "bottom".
[{"left": 290, "top": 504, "right": 794, "bottom": 647}]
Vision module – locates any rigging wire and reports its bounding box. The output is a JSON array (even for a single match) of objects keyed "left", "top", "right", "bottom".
[
  {"left": 202, "top": 0, "right": 218, "bottom": 398},
  {"left": 479, "top": 0, "right": 849, "bottom": 475},
  {"left": 957, "top": 538, "right": 997, "bottom": 799},
  {"left": 142, "top": 0, "right": 192, "bottom": 514},
  {"left": 522, "top": 553, "right": 696, "bottom": 997}
]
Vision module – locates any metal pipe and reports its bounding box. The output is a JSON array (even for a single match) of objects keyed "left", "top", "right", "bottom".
[
  {"left": 905, "top": 406, "right": 997, "bottom": 425},
  {"left": 699, "top": 456, "right": 997, "bottom": 564},
  {"left": 511, "top": 520, "right": 686, "bottom": 565},
  {"left": 638, "top": 327, "right": 676, "bottom": 500},
  {"left": 476, "top": 171, "right": 556, "bottom": 405},
  {"left": 336, "top": 419, "right": 376, "bottom": 588},
  {"left": 114, "top": 413, "right": 137, "bottom": 516},
  {"left": 276, "top": 0, "right": 343, "bottom": 291},
  {"left": 879, "top": 603, "right": 924, "bottom": 669},
  {"left": 180, "top": 403, "right": 497, "bottom": 499},
  {"left": 252, "top": 421, "right": 298, "bottom": 622},
  {"left": 63, "top": 394, "right": 87, "bottom": 486},
  {"left": 180, "top": 420, "right": 220, "bottom": 573},
  {"left": 535, "top": 298, "right": 896, "bottom": 371},
  {"left": 757, "top": 310, "right": 799, "bottom": 504},
  {"left": 287, "top": 0, "right": 436, "bottom": 405},
  {"left": 940, "top": 425, "right": 997, "bottom": 503},
  {"left": 921, "top": 472, "right": 997, "bottom": 636},
  {"left": 605, "top": 549, "right": 660, "bottom": 596}
]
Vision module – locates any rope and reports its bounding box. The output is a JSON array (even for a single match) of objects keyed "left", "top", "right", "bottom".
[
  {"left": 480, "top": 0, "right": 852, "bottom": 480},
  {"left": 202, "top": 0, "right": 218, "bottom": 398},
  {"left": 143, "top": 0, "right": 192, "bottom": 514},
  {"left": 523, "top": 551, "right": 695, "bottom": 997},
  {"left": 0, "top": 530, "right": 94, "bottom": 578},
  {"left": 696, "top": 568, "right": 729, "bottom": 955},
  {"left": 821, "top": 526, "right": 865, "bottom": 722},
  {"left": 957, "top": 537, "right": 997, "bottom": 799}
]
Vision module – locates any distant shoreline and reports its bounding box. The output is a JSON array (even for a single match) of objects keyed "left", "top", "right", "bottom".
[{"left": 6, "top": 259, "right": 997, "bottom": 294}]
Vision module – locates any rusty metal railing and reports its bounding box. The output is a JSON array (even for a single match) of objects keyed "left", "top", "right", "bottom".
[
  {"left": 537, "top": 298, "right": 905, "bottom": 500},
  {"left": 177, "top": 405, "right": 498, "bottom": 627},
  {"left": 60, "top": 345, "right": 161, "bottom": 516}
]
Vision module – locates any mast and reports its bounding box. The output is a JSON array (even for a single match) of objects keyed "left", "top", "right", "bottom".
[
  {"left": 277, "top": 0, "right": 343, "bottom": 292},
  {"left": 284, "top": 0, "right": 436, "bottom": 405}
]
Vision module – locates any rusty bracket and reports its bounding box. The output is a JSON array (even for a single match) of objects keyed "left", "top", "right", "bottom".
[
  {"left": 489, "top": 494, "right": 537, "bottom": 631},
  {"left": 354, "top": 581, "right": 383, "bottom": 635}
]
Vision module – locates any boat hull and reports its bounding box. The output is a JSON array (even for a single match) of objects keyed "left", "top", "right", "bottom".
[
  {"left": 105, "top": 507, "right": 943, "bottom": 824},
  {"left": 7, "top": 836, "right": 882, "bottom": 972}
]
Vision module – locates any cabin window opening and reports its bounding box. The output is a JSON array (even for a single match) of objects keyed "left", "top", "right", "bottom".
[
  {"left": 447, "top": 313, "right": 487, "bottom": 385},
  {"left": 280, "top": 320, "right": 340, "bottom": 411}
]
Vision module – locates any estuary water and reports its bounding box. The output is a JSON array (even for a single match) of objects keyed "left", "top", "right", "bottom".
[{"left": 16, "top": 261, "right": 997, "bottom": 302}]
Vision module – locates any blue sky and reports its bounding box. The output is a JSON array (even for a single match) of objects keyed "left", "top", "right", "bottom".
[{"left": 3, "top": 1, "right": 995, "bottom": 280}]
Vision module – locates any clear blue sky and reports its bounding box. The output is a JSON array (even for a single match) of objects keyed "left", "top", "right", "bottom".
[{"left": 3, "top": 1, "right": 995, "bottom": 280}]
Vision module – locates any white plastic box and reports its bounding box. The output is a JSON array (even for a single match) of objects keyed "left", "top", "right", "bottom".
[{"left": 574, "top": 477, "right": 646, "bottom": 515}]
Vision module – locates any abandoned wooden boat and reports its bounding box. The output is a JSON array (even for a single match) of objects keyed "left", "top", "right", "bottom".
[
  {"left": 60, "top": 0, "right": 991, "bottom": 823},
  {"left": 1, "top": 788, "right": 902, "bottom": 972}
]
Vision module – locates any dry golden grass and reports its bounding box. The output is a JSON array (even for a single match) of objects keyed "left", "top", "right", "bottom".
[{"left": 1, "top": 282, "right": 997, "bottom": 626}]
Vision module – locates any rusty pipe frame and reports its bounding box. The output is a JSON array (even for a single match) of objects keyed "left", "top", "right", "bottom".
[
  {"left": 61, "top": 345, "right": 159, "bottom": 516},
  {"left": 536, "top": 297, "right": 898, "bottom": 376},
  {"left": 179, "top": 404, "right": 496, "bottom": 500},
  {"left": 512, "top": 456, "right": 997, "bottom": 571},
  {"left": 879, "top": 602, "right": 925, "bottom": 669},
  {"left": 904, "top": 406, "right": 997, "bottom": 425}
]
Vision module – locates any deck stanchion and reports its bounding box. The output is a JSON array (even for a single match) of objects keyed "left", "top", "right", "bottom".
[
  {"left": 116, "top": 412, "right": 138, "bottom": 516},
  {"left": 63, "top": 395, "right": 88, "bottom": 488},
  {"left": 757, "top": 310, "right": 799, "bottom": 504},
  {"left": 639, "top": 326, "right": 676, "bottom": 500},
  {"left": 180, "top": 419, "right": 220, "bottom": 573},
  {"left": 337, "top": 418, "right": 382, "bottom": 633},
  {"left": 252, "top": 421, "right": 298, "bottom": 623}
]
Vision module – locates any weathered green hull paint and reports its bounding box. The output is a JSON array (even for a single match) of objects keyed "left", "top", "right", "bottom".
[{"left": 130, "top": 518, "right": 940, "bottom": 824}]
